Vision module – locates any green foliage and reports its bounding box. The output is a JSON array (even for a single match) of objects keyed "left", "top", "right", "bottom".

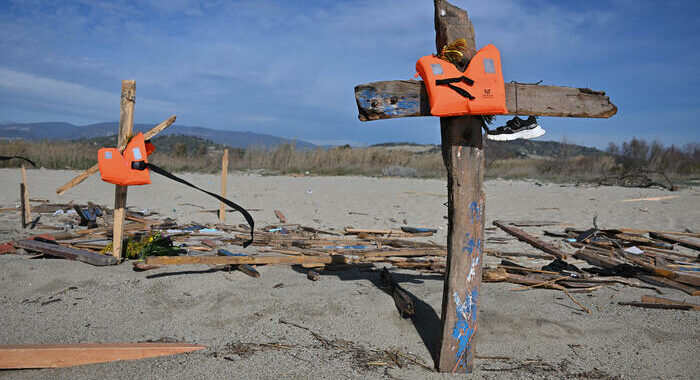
[{"left": 101, "top": 231, "right": 179, "bottom": 260}]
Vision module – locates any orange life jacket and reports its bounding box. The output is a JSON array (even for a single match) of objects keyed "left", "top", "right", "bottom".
[
  {"left": 97, "top": 132, "right": 154, "bottom": 186},
  {"left": 416, "top": 44, "right": 507, "bottom": 117}
]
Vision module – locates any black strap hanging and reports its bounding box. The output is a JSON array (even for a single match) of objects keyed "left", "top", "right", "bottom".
[
  {"left": 0, "top": 156, "right": 36, "bottom": 167},
  {"left": 131, "top": 161, "right": 255, "bottom": 247}
]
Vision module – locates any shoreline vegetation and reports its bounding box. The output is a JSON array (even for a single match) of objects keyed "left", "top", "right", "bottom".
[{"left": 1, "top": 136, "right": 697, "bottom": 187}]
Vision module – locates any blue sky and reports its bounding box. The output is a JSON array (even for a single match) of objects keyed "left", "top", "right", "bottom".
[{"left": 0, "top": 0, "right": 698, "bottom": 148}]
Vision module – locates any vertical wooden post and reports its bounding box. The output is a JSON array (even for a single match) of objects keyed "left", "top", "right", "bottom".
[
  {"left": 219, "top": 149, "right": 229, "bottom": 222},
  {"left": 19, "top": 184, "right": 26, "bottom": 228},
  {"left": 20, "top": 165, "right": 31, "bottom": 228},
  {"left": 434, "top": 0, "right": 485, "bottom": 373},
  {"left": 112, "top": 80, "right": 135, "bottom": 260}
]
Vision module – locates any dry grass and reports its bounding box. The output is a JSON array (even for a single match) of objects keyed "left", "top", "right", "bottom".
[{"left": 1, "top": 139, "right": 696, "bottom": 185}]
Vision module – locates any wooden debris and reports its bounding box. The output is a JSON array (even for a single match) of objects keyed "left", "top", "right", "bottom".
[
  {"left": 0, "top": 342, "right": 204, "bottom": 369},
  {"left": 274, "top": 210, "right": 287, "bottom": 224},
  {"left": 217, "top": 249, "right": 260, "bottom": 278},
  {"left": 649, "top": 232, "right": 700, "bottom": 251},
  {"left": 143, "top": 254, "right": 345, "bottom": 267},
  {"left": 237, "top": 264, "right": 260, "bottom": 278},
  {"left": 19, "top": 183, "right": 27, "bottom": 228},
  {"left": 21, "top": 165, "right": 31, "bottom": 227},
  {"left": 618, "top": 301, "right": 693, "bottom": 310},
  {"left": 621, "top": 195, "right": 679, "bottom": 202},
  {"left": 493, "top": 220, "right": 568, "bottom": 259},
  {"left": 14, "top": 239, "right": 117, "bottom": 266},
  {"left": 564, "top": 291, "right": 591, "bottom": 314},
  {"left": 381, "top": 268, "right": 414, "bottom": 318},
  {"left": 640, "top": 295, "right": 700, "bottom": 310},
  {"left": 307, "top": 270, "right": 320, "bottom": 281}
]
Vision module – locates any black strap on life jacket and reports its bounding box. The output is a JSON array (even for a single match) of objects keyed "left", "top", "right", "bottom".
[
  {"left": 435, "top": 76, "right": 476, "bottom": 100},
  {"left": 0, "top": 156, "right": 36, "bottom": 167},
  {"left": 131, "top": 161, "right": 255, "bottom": 247}
]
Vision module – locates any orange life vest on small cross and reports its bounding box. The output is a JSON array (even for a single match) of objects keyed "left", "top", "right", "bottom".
[
  {"left": 97, "top": 132, "right": 154, "bottom": 186},
  {"left": 416, "top": 44, "right": 508, "bottom": 117}
]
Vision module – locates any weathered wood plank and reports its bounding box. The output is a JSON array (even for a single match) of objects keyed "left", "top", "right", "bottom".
[
  {"left": 493, "top": 220, "right": 567, "bottom": 259},
  {"left": 434, "top": 0, "right": 485, "bottom": 374},
  {"left": 640, "top": 295, "right": 700, "bottom": 310},
  {"left": 14, "top": 239, "right": 117, "bottom": 266},
  {"left": 649, "top": 232, "right": 700, "bottom": 251},
  {"left": 381, "top": 268, "right": 415, "bottom": 318},
  {"left": 143, "top": 254, "right": 346, "bottom": 267},
  {"left": 354, "top": 81, "right": 617, "bottom": 121},
  {"left": 0, "top": 343, "right": 204, "bottom": 369}
]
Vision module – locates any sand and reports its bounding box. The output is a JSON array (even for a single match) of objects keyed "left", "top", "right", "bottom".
[{"left": 0, "top": 168, "right": 698, "bottom": 379}]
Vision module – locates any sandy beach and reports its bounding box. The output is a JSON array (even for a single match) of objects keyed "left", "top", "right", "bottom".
[{"left": 0, "top": 168, "right": 698, "bottom": 379}]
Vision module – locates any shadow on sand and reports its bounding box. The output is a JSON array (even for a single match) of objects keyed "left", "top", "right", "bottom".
[{"left": 291, "top": 265, "right": 443, "bottom": 363}]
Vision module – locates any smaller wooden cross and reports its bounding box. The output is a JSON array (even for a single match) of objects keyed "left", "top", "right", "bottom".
[
  {"left": 353, "top": 0, "right": 616, "bottom": 373},
  {"left": 54, "top": 81, "right": 177, "bottom": 260}
]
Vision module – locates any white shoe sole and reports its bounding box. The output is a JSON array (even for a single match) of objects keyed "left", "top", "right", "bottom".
[{"left": 486, "top": 125, "right": 546, "bottom": 141}]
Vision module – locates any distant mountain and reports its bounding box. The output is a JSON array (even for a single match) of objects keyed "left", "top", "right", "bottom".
[
  {"left": 0, "top": 121, "right": 317, "bottom": 150},
  {"left": 370, "top": 139, "right": 603, "bottom": 158}
]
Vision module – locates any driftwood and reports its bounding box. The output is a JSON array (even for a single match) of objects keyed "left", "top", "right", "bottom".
[
  {"left": 649, "top": 232, "right": 700, "bottom": 251},
  {"left": 0, "top": 343, "right": 204, "bottom": 369},
  {"left": 142, "top": 254, "right": 346, "bottom": 267},
  {"left": 14, "top": 239, "right": 117, "bottom": 266},
  {"left": 354, "top": 81, "right": 617, "bottom": 121},
  {"left": 618, "top": 301, "right": 693, "bottom": 311},
  {"left": 493, "top": 220, "right": 568, "bottom": 259},
  {"left": 640, "top": 295, "right": 699, "bottom": 310},
  {"left": 274, "top": 210, "right": 287, "bottom": 224},
  {"left": 595, "top": 167, "right": 676, "bottom": 191},
  {"left": 381, "top": 268, "right": 415, "bottom": 318}
]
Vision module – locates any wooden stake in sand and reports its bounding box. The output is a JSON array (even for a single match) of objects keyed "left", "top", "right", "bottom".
[
  {"left": 20, "top": 165, "right": 31, "bottom": 227},
  {"left": 0, "top": 343, "right": 204, "bottom": 369},
  {"left": 352, "top": 0, "right": 616, "bottom": 372},
  {"left": 112, "top": 80, "right": 136, "bottom": 260},
  {"left": 219, "top": 149, "right": 229, "bottom": 222}
]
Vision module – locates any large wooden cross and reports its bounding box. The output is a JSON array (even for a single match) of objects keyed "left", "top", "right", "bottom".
[{"left": 353, "top": 0, "right": 616, "bottom": 373}]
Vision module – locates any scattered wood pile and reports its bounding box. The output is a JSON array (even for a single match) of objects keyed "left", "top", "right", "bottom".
[{"left": 2, "top": 202, "right": 698, "bottom": 315}]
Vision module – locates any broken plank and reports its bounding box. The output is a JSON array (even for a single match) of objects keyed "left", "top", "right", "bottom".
[
  {"left": 618, "top": 301, "right": 693, "bottom": 311},
  {"left": 274, "top": 210, "right": 287, "bottom": 224},
  {"left": 635, "top": 274, "right": 700, "bottom": 296},
  {"left": 354, "top": 81, "right": 617, "bottom": 121},
  {"left": 0, "top": 343, "right": 204, "bottom": 369},
  {"left": 217, "top": 249, "right": 260, "bottom": 278},
  {"left": 649, "top": 232, "right": 700, "bottom": 251},
  {"left": 14, "top": 239, "right": 117, "bottom": 266},
  {"left": 493, "top": 220, "right": 568, "bottom": 259},
  {"left": 641, "top": 295, "right": 700, "bottom": 310},
  {"left": 381, "top": 268, "right": 414, "bottom": 318},
  {"left": 143, "top": 254, "right": 346, "bottom": 267}
]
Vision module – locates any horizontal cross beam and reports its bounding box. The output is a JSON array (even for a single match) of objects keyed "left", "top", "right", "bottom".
[{"left": 354, "top": 80, "right": 617, "bottom": 121}]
